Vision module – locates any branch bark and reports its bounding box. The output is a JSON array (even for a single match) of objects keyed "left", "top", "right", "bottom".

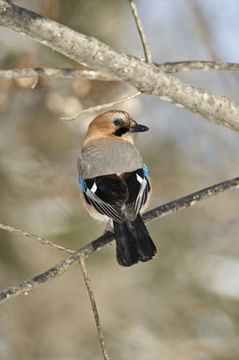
[
  {"left": 159, "top": 60, "right": 239, "bottom": 73},
  {"left": 1, "top": 175, "right": 238, "bottom": 304},
  {"left": 0, "top": 67, "right": 113, "bottom": 81},
  {"left": 1, "top": 2, "right": 239, "bottom": 131},
  {"left": 1, "top": 62, "right": 239, "bottom": 81}
]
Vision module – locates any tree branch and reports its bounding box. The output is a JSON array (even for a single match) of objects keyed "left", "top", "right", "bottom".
[
  {"left": 0, "top": 223, "right": 74, "bottom": 254},
  {"left": 79, "top": 258, "right": 109, "bottom": 360},
  {"left": 0, "top": 67, "right": 113, "bottom": 81},
  {"left": 1, "top": 62, "right": 239, "bottom": 82},
  {"left": 128, "top": 0, "right": 152, "bottom": 63},
  {"left": 1, "top": 175, "right": 238, "bottom": 304},
  {"left": 0, "top": 232, "right": 114, "bottom": 304},
  {"left": 1, "top": 2, "right": 239, "bottom": 131},
  {"left": 61, "top": 91, "right": 141, "bottom": 121},
  {"left": 159, "top": 60, "right": 239, "bottom": 73}
]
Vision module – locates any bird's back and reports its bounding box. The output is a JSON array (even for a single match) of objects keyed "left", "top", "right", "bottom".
[{"left": 78, "top": 138, "right": 144, "bottom": 178}]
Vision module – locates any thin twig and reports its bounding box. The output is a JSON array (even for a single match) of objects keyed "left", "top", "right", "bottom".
[
  {"left": 1, "top": 176, "right": 238, "bottom": 304},
  {"left": 0, "top": 68, "right": 112, "bottom": 81},
  {"left": 79, "top": 258, "right": 109, "bottom": 360},
  {"left": 60, "top": 91, "right": 141, "bottom": 121},
  {"left": 0, "top": 223, "right": 74, "bottom": 254},
  {"left": 128, "top": 0, "right": 152, "bottom": 63},
  {"left": 30, "top": 77, "right": 39, "bottom": 89},
  {"left": 158, "top": 60, "right": 239, "bottom": 73}
]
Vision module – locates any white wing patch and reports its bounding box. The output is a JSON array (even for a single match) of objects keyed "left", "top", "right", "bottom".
[
  {"left": 134, "top": 174, "right": 148, "bottom": 215},
  {"left": 90, "top": 182, "right": 97, "bottom": 193},
  {"left": 136, "top": 173, "right": 143, "bottom": 184}
]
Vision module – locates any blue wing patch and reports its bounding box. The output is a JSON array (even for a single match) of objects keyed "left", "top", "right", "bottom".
[
  {"left": 78, "top": 175, "right": 86, "bottom": 193},
  {"left": 143, "top": 164, "right": 149, "bottom": 180}
]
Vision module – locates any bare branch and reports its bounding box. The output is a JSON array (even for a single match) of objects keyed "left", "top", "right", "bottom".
[
  {"left": 1, "top": 176, "right": 238, "bottom": 304},
  {"left": 128, "top": 0, "right": 152, "bottom": 63},
  {"left": 79, "top": 258, "right": 109, "bottom": 360},
  {"left": 1, "top": 61, "right": 239, "bottom": 83},
  {"left": 159, "top": 60, "right": 239, "bottom": 73},
  {"left": 61, "top": 91, "right": 141, "bottom": 121},
  {"left": 30, "top": 76, "right": 39, "bottom": 89},
  {"left": 0, "top": 3, "right": 239, "bottom": 131},
  {"left": 143, "top": 176, "right": 239, "bottom": 222},
  {"left": 0, "top": 223, "right": 74, "bottom": 254},
  {"left": 0, "top": 67, "right": 112, "bottom": 81},
  {"left": 0, "top": 232, "right": 114, "bottom": 303}
]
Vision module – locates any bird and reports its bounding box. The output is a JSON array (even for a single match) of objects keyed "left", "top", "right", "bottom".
[{"left": 77, "top": 110, "right": 156, "bottom": 266}]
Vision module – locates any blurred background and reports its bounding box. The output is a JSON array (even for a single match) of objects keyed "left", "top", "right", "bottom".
[{"left": 0, "top": 0, "right": 239, "bottom": 359}]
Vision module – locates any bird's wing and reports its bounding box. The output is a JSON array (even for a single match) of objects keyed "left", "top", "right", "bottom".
[
  {"left": 78, "top": 175, "right": 128, "bottom": 223},
  {"left": 125, "top": 165, "right": 150, "bottom": 217}
]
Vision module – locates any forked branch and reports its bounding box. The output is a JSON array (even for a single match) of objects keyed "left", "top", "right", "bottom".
[{"left": 1, "top": 2, "right": 239, "bottom": 131}]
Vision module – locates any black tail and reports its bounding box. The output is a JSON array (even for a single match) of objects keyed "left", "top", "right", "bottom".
[{"left": 113, "top": 214, "right": 157, "bottom": 266}]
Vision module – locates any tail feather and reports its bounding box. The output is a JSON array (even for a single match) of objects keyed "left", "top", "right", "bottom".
[
  {"left": 114, "top": 221, "right": 139, "bottom": 266},
  {"left": 113, "top": 214, "right": 156, "bottom": 267}
]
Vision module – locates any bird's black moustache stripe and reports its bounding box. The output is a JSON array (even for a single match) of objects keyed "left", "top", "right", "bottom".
[{"left": 114, "top": 127, "right": 129, "bottom": 137}]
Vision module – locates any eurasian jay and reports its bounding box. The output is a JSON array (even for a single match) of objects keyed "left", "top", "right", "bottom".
[{"left": 78, "top": 110, "right": 156, "bottom": 266}]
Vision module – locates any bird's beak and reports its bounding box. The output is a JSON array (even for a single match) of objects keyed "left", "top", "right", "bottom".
[{"left": 129, "top": 123, "right": 149, "bottom": 132}]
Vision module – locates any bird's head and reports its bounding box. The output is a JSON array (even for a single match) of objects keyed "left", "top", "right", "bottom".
[{"left": 85, "top": 110, "right": 149, "bottom": 144}]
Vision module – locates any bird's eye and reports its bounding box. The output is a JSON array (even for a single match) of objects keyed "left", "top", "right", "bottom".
[{"left": 113, "top": 118, "right": 123, "bottom": 126}]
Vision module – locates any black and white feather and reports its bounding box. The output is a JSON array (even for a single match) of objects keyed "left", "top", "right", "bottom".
[{"left": 78, "top": 164, "right": 150, "bottom": 223}]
